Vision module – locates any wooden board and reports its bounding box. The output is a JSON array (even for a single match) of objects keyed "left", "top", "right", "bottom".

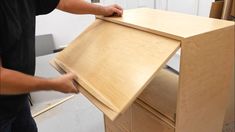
[
  {"left": 209, "top": 1, "right": 224, "bottom": 19},
  {"left": 97, "top": 8, "right": 234, "bottom": 40},
  {"left": 104, "top": 101, "right": 175, "bottom": 132},
  {"left": 176, "top": 25, "right": 235, "bottom": 132},
  {"left": 222, "top": 0, "right": 233, "bottom": 19},
  {"left": 31, "top": 95, "right": 74, "bottom": 118},
  {"left": 132, "top": 102, "right": 174, "bottom": 132},
  {"left": 138, "top": 68, "right": 178, "bottom": 123},
  {"left": 51, "top": 19, "right": 180, "bottom": 120},
  {"left": 231, "top": 0, "right": 235, "bottom": 17}
]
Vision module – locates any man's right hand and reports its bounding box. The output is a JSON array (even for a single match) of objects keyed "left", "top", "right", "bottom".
[
  {"left": 0, "top": 65, "right": 80, "bottom": 95},
  {"left": 51, "top": 73, "right": 79, "bottom": 94}
]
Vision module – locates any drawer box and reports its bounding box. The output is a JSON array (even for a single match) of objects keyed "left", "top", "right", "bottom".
[
  {"left": 105, "top": 69, "right": 176, "bottom": 132},
  {"left": 132, "top": 103, "right": 174, "bottom": 132},
  {"left": 105, "top": 106, "right": 132, "bottom": 132},
  {"left": 105, "top": 101, "right": 174, "bottom": 132}
]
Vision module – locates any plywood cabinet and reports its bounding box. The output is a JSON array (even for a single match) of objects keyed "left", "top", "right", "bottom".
[{"left": 52, "top": 8, "right": 234, "bottom": 132}]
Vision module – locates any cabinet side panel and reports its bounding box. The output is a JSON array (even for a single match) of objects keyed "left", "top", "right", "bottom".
[
  {"left": 176, "top": 26, "right": 234, "bottom": 132},
  {"left": 223, "top": 62, "right": 234, "bottom": 127}
]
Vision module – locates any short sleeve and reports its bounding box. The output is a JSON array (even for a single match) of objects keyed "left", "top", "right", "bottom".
[{"left": 35, "top": 0, "right": 60, "bottom": 15}]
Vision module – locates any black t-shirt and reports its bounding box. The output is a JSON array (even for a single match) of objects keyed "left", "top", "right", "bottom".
[{"left": 0, "top": 0, "right": 59, "bottom": 120}]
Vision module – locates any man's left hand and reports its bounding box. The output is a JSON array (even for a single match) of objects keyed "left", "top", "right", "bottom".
[{"left": 103, "top": 4, "right": 123, "bottom": 17}]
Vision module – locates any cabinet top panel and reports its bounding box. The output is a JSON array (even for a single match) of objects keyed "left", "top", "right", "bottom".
[{"left": 97, "top": 8, "right": 234, "bottom": 40}]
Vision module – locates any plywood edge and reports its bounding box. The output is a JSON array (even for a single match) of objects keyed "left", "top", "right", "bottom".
[
  {"left": 96, "top": 8, "right": 234, "bottom": 41},
  {"left": 176, "top": 25, "right": 234, "bottom": 132},
  {"left": 96, "top": 15, "right": 184, "bottom": 41},
  {"left": 50, "top": 59, "right": 120, "bottom": 120},
  {"left": 79, "top": 86, "right": 119, "bottom": 120},
  {"left": 53, "top": 58, "right": 120, "bottom": 112},
  {"left": 98, "top": 15, "right": 235, "bottom": 41}
]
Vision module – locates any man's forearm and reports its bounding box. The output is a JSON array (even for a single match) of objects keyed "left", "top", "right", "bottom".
[
  {"left": 0, "top": 67, "right": 55, "bottom": 95},
  {"left": 57, "top": 0, "right": 106, "bottom": 15}
]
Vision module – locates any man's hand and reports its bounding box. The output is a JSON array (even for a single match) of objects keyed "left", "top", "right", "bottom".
[
  {"left": 51, "top": 73, "right": 79, "bottom": 94},
  {"left": 0, "top": 66, "right": 79, "bottom": 95},
  {"left": 103, "top": 4, "right": 123, "bottom": 17},
  {"left": 57, "top": 0, "right": 123, "bottom": 17}
]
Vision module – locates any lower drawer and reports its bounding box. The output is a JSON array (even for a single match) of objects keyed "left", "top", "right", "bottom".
[
  {"left": 132, "top": 103, "right": 174, "bottom": 132},
  {"left": 105, "top": 119, "right": 126, "bottom": 132},
  {"left": 105, "top": 102, "right": 174, "bottom": 132}
]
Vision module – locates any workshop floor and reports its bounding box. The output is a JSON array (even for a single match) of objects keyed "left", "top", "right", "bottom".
[{"left": 33, "top": 93, "right": 104, "bottom": 132}]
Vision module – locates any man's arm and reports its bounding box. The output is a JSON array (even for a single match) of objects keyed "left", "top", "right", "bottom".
[
  {"left": 57, "top": 0, "right": 123, "bottom": 16},
  {"left": 0, "top": 57, "right": 79, "bottom": 95}
]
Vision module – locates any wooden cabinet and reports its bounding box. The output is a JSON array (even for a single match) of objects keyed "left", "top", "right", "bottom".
[
  {"left": 105, "top": 69, "right": 177, "bottom": 132},
  {"left": 52, "top": 8, "right": 234, "bottom": 132}
]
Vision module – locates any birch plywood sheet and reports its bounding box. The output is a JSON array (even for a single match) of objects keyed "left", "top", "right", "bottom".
[
  {"left": 97, "top": 8, "right": 234, "bottom": 40},
  {"left": 52, "top": 19, "right": 180, "bottom": 120}
]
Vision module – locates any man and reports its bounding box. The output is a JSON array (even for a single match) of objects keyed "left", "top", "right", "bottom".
[{"left": 0, "top": 0, "right": 123, "bottom": 131}]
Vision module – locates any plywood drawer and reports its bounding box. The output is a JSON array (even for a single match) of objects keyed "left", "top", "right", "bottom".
[
  {"left": 132, "top": 103, "right": 174, "bottom": 132},
  {"left": 106, "top": 122, "right": 124, "bottom": 132},
  {"left": 105, "top": 107, "right": 132, "bottom": 132},
  {"left": 105, "top": 102, "right": 175, "bottom": 132},
  {"left": 105, "top": 116, "right": 129, "bottom": 132},
  {"left": 138, "top": 69, "right": 178, "bottom": 122}
]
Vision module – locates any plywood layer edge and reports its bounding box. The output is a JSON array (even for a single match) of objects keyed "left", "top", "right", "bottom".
[{"left": 97, "top": 8, "right": 234, "bottom": 40}]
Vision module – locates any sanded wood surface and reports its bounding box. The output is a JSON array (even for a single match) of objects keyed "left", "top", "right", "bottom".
[
  {"left": 176, "top": 26, "right": 235, "bottom": 132},
  {"left": 138, "top": 69, "right": 178, "bottom": 123},
  {"left": 97, "top": 8, "right": 234, "bottom": 40},
  {"left": 132, "top": 103, "right": 174, "bottom": 132},
  {"left": 52, "top": 19, "right": 180, "bottom": 120}
]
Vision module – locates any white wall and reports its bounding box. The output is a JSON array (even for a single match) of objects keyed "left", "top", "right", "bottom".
[
  {"left": 155, "top": 0, "right": 214, "bottom": 16},
  {"left": 36, "top": 10, "right": 95, "bottom": 48},
  {"left": 100, "top": 0, "right": 213, "bottom": 16},
  {"left": 197, "top": 0, "right": 214, "bottom": 16},
  {"left": 36, "top": 0, "right": 213, "bottom": 48}
]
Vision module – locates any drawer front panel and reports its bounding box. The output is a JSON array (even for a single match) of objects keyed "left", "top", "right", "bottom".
[{"left": 132, "top": 103, "right": 174, "bottom": 132}]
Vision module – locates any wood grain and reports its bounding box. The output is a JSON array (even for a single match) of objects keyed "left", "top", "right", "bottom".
[
  {"left": 97, "top": 8, "right": 234, "bottom": 40},
  {"left": 132, "top": 102, "right": 174, "bottom": 132},
  {"left": 52, "top": 19, "right": 180, "bottom": 120},
  {"left": 176, "top": 25, "right": 235, "bottom": 132},
  {"left": 138, "top": 68, "right": 178, "bottom": 123},
  {"left": 209, "top": 1, "right": 224, "bottom": 19}
]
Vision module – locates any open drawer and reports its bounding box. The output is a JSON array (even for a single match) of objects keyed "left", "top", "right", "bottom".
[
  {"left": 137, "top": 68, "right": 178, "bottom": 125},
  {"left": 51, "top": 19, "right": 180, "bottom": 120},
  {"left": 104, "top": 68, "right": 177, "bottom": 132}
]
